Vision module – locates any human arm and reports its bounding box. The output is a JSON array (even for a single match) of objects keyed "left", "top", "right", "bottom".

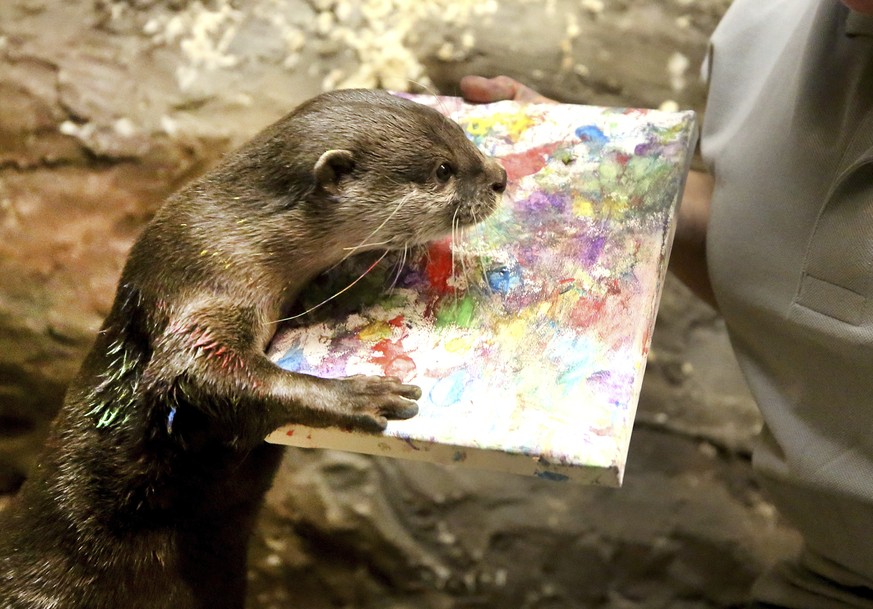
[{"left": 671, "top": 170, "right": 718, "bottom": 310}]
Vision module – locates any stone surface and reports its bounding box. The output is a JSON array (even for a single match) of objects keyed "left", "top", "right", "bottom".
[
  {"left": 251, "top": 428, "right": 799, "bottom": 609},
  {"left": 0, "top": 0, "right": 803, "bottom": 607}
]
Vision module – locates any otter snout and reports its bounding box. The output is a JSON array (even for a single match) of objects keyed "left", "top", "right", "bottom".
[
  {"left": 490, "top": 162, "right": 508, "bottom": 194},
  {"left": 449, "top": 157, "right": 506, "bottom": 229}
]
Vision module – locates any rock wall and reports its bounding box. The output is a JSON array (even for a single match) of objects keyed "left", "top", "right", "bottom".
[{"left": 0, "top": 0, "right": 801, "bottom": 606}]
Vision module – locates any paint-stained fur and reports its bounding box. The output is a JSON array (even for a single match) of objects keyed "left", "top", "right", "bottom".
[{"left": 0, "top": 89, "right": 506, "bottom": 609}]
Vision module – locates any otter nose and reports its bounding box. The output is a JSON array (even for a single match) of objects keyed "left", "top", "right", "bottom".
[{"left": 491, "top": 165, "right": 508, "bottom": 194}]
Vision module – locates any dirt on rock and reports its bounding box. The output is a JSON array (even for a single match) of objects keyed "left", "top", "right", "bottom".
[{"left": 0, "top": 0, "right": 802, "bottom": 607}]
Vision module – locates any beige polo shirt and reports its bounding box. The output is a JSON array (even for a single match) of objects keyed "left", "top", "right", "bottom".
[{"left": 702, "top": 0, "right": 873, "bottom": 607}]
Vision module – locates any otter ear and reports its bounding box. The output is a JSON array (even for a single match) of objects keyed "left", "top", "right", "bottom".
[{"left": 314, "top": 149, "right": 355, "bottom": 195}]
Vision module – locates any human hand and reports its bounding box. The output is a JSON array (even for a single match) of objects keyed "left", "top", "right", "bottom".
[{"left": 459, "top": 75, "right": 556, "bottom": 104}]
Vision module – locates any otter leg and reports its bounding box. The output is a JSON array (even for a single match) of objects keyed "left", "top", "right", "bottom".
[{"left": 151, "top": 308, "right": 421, "bottom": 448}]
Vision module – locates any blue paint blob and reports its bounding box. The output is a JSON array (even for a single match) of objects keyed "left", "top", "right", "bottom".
[
  {"left": 535, "top": 470, "right": 569, "bottom": 482},
  {"left": 277, "top": 345, "right": 308, "bottom": 372},
  {"left": 575, "top": 125, "right": 608, "bottom": 148},
  {"left": 166, "top": 406, "right": 176, "bottom": 435},
  {"left": 486, "top": 265, "right": 522, "bottom": 295},
  {"left": 428, "top": 370, "right": 467, "bottom": 407},
  {"left": 557, "top": 361, "right": 591, "bottom": 387},
  {"left": 550, "top": 335, "right": 595, "bottom": 368}
]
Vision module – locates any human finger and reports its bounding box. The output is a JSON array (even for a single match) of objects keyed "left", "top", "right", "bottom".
[{"left": 459, "top": 74, "right": 556, "bottom": 104}]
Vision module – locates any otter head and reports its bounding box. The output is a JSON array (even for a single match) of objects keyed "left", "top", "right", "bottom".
[{"left": 297, "top": 89, "right": 507, "bottom": 259}]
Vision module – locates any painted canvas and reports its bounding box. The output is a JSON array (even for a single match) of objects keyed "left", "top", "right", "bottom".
[{"left": 266, "top": 94, "right": 697, "bottom": 486}]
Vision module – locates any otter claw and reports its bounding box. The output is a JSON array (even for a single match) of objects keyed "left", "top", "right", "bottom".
[{"left": 328, "top": 374, "right": 421, "bottom": 432}]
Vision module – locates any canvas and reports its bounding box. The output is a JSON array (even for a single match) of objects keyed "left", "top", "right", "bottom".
[{"left": 266, "top": 94, "right": 697, "bottom": 485}]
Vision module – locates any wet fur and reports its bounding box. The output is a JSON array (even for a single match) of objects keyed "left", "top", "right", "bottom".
[{"left": 0, "top": 89, "right": 506, "bottom": 609}]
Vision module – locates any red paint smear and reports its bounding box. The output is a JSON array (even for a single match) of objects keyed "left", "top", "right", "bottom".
[
  {"left": 556, "top": 278, "right": 576, "bottom": 295},
  {"left": 388, "top": 315, "right": 405, "bottom": 328},
  {"left": 371, "top": 338, "right": 416, "bottom": 380},
  {"left": 641, "top": 326, "right": 651, "bottom": 356},
  {"left": 569, "top": 296, "right": 607, "bottom": 327},
  {"left": 500, "top": 142, "right": 563, "bottom": 182},
  {"left": 425, "top": 241, "right": 455, "bottom": 294},
  {"left": 286, "top": 429, "right": 295, "bottom": 436}
]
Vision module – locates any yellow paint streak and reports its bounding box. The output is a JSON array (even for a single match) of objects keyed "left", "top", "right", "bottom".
[
  {"left": 445, "top": 334, "right": 475, "bottom": 353},
  {"left": 572, "top": 196, "right": 596, "bottom": 217},
  {"left": 463, "top": 110, "right": 536, "bottom": 142},
  {"left": 497, "top": 318, "right": 528, "bottom": 344},
  {"left": 358, "top": 321, "right": 392, "bottom": 342}
]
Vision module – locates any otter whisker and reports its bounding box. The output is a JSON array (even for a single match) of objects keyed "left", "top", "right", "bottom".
[
  {"left": 453, "top": 212, "right": 470, "bottom": 286},
  {"left": 388, "top": 243, "right": 409, "bottom": 292},
  {"left": 479, "top": 219, "right": 492, "bottom": 290},
  {"left": 451, "top": 206, "right": 461, "bottom": 285},
  {"left": 407, "top": 78, "right": 439, "bottom": 98},
  {"left": 468, "top": 211, "right": 492, "bottom": 289},
  {"left": 407, "top": 78, "right": 446, "bottom": 114},
  {"left": 452, "top": 208, "right": 464, "bottom": 308},
  {"left": 457, "top": 225, "right": 471, "bottom": 287},
  {"left": 342, "top": 239, "right": 391, "bottom": 251},
  {"left": 270, "top": 250, "right": 389, "bottom": 324},
  {"left": 334, "top": 191, "right": 412, "bottom": 266}
]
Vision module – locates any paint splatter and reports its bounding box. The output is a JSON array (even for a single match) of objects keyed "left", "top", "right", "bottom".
[
  {"left": 575, "top": 125, "right": 608, "bottom": 148},
  {"left": 535, "top": 470, "right": 570, "bottom": 482},
  {"left": 428, "top": 370, "right": 468, "bottom": 408},
  {"left": 486, "top": 265, "right": 522, "bottom": 295},
  {"left": 370, "top": 338, "right": 416, "bottom": 380},
  {"left": 269, "top": 96, "right": 696, "bottom": 483},
  {"left": 500, "top": 142, "right": 564, "bottom": 182},
  {"left": 435, "top": 295, "right": 476, "bottom": 328}
]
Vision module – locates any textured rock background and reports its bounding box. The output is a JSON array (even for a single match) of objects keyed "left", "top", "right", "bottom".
[{"left": 0, "top": 0, "right": 801, "bottom": 607}]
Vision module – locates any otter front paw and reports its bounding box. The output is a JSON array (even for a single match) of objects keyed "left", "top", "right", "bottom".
[{"left": 327, "top": 375, "right": 421, "bottom": 432}]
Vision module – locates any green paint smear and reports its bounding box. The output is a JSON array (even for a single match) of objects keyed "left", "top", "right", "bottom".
[
  {"left": 435, "top": 295, "right": 477, "bottom": 328},
  {"left": 592, "top": 151, "right": 679, "bottom": 221},
  {"left": 379, "top": 293, "right": 409, "bottom": 309},
  {"left": 554, "top": 148, "right": 577, "bottom": 165}
]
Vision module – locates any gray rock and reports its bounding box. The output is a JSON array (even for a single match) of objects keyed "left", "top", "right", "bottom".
[{"left": 1, "top": 0, "right": 800, "bottom": 606}]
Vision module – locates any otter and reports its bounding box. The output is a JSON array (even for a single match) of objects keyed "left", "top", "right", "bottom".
[{"left": 0, "top": 89, "right": 507, "bottom": 609}]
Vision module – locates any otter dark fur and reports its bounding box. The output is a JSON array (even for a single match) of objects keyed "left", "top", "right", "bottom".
[{"left": 0, "top": 89, "right": 507, "bottom": 609}]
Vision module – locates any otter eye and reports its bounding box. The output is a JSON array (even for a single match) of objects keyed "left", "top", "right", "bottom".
[{"left": 435, "top": 162, "right": 455, "bottom": 182}]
